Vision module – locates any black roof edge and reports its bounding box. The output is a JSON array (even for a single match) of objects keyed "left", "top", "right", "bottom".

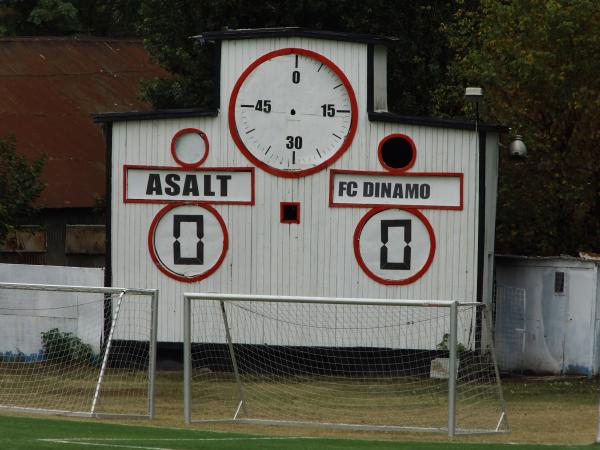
[
  {"left": 369, "top": 111, "right": 509, "bottom": 133},
  {"left": 496, "top": 254, "right": 600, "bottom": 264},
  {"left": 193, "top": 27, "right": 398, "bottom": 46},
  {"left": 92, "top": 108, "right": 219, "bottom": 123},
  {"left": 91, "top": 108, "right": 508, "bottom": 132}
]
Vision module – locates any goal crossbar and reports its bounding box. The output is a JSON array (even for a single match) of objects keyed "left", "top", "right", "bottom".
[
  {"left": 184, "top": 292, "right": 481, "bottom": 307},
  {"left": 0, "top": 282, "right": 156, "bottom": 296},
  {"left": 183, "top": 293, "right": 508, "bottom": 436}
]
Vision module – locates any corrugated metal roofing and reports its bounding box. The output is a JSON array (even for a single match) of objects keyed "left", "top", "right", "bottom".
[{"left": 0, "top": 36, "right": 169, "bottom": 208}]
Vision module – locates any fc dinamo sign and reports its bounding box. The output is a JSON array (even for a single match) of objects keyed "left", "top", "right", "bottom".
[{"left": 330, "top": 170, "right": 463, "bottom": 209}]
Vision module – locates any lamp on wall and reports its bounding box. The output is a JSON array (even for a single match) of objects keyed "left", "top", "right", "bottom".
[
  {"left": 508, "top": 135, "right": 527, "bottom": 158},
  {"left": 464, "top": 87, "right": 528, "bottom": 158}
]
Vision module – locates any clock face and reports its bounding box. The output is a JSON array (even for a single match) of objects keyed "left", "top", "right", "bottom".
[{"left": 229, "top": 48, "right": 358, "bottom": 177}]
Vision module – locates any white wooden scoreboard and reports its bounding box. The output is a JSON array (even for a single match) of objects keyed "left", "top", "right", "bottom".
[{"left": 95, "top": 28, "right": 504, "bottom": 342}]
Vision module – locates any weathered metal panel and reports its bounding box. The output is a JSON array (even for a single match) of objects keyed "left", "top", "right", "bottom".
[
  {"left": 110, "top": 37, "right": 491, "bottom": 342},
  {"left": 0, "top": 226, "right": 46, "bottom": 253},
  {"left": 0, "top": 37, "right": 169, "bottom": 208},
  {"left": 496, "top": 256, "right": 600, "bottom": 375},
  {"left": 65, "top": 225, "right": 105, "bottom": 255}
]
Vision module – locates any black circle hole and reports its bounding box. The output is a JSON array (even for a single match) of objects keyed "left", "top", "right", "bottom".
[{"left": 380, "top": 136, "right": 414, "bottom": 170}]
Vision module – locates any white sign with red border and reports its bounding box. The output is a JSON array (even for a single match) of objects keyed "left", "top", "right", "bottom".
[
  {"left": 148, "top": 203, "right": 228, "bottom": 283},
  {"left": 354, "top": 208, "right": 436, "bottom": 285},
  {"left": 124, "top": 166, "right": 254, "bottom": 204},
  {"left": 330, "top": 170, "right": 463, "bottom": 209}
]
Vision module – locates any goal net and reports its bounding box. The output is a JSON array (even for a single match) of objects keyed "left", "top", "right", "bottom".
[
  {"left": 183, "top": 294, "right": 508, "bottom": 436},
  {"left": 0, "top": 282, "right": 157, "bottom": 418}
]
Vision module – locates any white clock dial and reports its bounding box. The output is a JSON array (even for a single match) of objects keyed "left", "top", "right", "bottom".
[{"left": 229, "top": 48, "right": 357, "bottom": 177}]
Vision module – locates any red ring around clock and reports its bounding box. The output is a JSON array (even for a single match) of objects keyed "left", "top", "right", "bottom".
[{"left": 228, "top": 47, "right": 358, "bottom": 178}]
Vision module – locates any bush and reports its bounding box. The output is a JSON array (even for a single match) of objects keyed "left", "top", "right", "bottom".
[{"left": 40, "top": 328, "right": 93, "bottom": 365}]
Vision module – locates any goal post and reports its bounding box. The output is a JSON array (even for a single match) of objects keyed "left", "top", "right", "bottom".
[
  {"left": 183, "top": 293, "right": 508, "bottom": 436},
  {"left": 0, "top": 282, "right": 158, "bottom": 419}
]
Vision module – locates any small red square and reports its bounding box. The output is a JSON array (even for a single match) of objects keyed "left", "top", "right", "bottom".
[{"left": 280, "top": 202, "right": 300, "bottom": 224}]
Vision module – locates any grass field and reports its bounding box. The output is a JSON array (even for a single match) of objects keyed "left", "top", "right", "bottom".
[
  {"left": 0, "top": 415, "right": 597, "bottom": 450},
  {"left": 1, "top": 373, "right": 599, "bottom": 448}
]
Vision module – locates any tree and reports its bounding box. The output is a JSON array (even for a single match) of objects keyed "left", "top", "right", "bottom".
[
  {"left": 0, "top": 0, "right": 142, "bottom": 36},
  {"left": 435, "top": 0, "right": 600, "bottom": 256},
  {"left": 0, "top": 136, "right": 46, "bottom": 245},
  {"left": 27, "top": 0, "right": 81, "bottom": 34},
  {"left": 138, "top": 0, "right": 456, "bottom": 114}
]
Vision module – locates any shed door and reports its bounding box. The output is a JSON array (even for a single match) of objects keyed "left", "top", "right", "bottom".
[
  {"left": 495, "top": 284, "right": 526, "bottom": 372},
  {"left": 561, "top": 269, "right": 594, "bottom": 375}
]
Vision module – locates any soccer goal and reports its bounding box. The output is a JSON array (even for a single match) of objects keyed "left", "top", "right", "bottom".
[
  {"left": 183, "top": 293, "right": 508, "bottom": 436},
  {"left": 0, "top": 282, "right": 158, "bottom": 419}
]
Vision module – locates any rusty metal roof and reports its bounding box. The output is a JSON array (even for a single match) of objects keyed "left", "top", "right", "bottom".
[{"left": 0, "top": 36, "right": 169, "bottom": 208}]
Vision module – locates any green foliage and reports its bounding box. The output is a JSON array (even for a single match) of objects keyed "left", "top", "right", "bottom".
[
  {"left": 436, "top": 0, "right": 600, "bottom": 255},
  {"left": 27, "top": 0, "right": 81, "bottom": 33},
  {"left": 435, "top": 333, "right": 467, "bottom": 352},
  {"left": 40, "top": 328, "right": 93, "bottom": 365},
  {"left": 138, "top": 0, "right": 456, "bottom": 114},
  {"left": 0, "top": 136, "right": 45, "bottom": 246},
  {"left": 0, "top": 0, "right": 142, "bottom": 36}
]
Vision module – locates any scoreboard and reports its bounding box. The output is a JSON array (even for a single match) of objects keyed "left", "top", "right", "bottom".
[{"left": 95, "top": 28, "right": 503, "bottom": 342}]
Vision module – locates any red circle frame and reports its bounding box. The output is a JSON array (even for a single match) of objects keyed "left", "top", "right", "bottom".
[
  {"left": 228, "top": 47, "right": 358, "bottom": 178},
  {"left": 353, "top": 207, "right": 436, "bottom": 285},
  {"left": 147, "top": 202, "right": 228, "bottom": 283},
  {"left": 377, "top": 133, "right": 417, "bottom": 173},
  {"left": 170, "top": 128, "right": 209, "bottom": 169}
]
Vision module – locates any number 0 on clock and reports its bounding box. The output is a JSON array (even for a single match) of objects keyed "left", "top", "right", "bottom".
[{"left": 229, "top": 48, "right": 358, "bottom": 177}]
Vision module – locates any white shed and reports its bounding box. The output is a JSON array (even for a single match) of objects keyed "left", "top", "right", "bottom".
[
  {"left": 495, "top": 255, "right": 600, "bottom": 376},
  {"left": 94, "top": 28, "right": 505, "bottom": 343}
]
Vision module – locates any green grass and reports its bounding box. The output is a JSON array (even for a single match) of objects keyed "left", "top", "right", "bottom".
[{"left": 0, "top": 415, "right": 597, "bottom": 450}]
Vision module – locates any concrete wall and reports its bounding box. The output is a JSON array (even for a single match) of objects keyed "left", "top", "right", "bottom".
[{"left": 0, "top": 263, "right": 104, "bottom": 358}]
